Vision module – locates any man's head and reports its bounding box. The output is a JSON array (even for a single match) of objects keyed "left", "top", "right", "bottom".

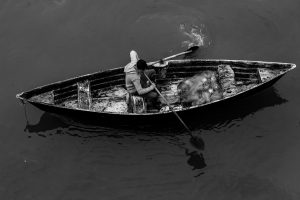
[{"left": 136, "top": 59, "right": 147, "bottom": 72}]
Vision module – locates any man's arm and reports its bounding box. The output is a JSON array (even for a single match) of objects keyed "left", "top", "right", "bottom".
[{"left": 133, "top": 79, "right": 155, "bottom": 95}]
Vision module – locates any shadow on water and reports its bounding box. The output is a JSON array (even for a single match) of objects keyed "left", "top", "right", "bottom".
[
  {"left": 188, "top": 87, "right": 287, "bottom": 132},
  {"left": 25, "top": 112, "right": 68, "bottom": 133},
  {"left": 23, "top": 87, "right": 286, "bottom": 172}
]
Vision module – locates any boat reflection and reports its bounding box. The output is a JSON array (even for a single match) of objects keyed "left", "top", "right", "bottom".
[
  {"left": 188, "top": 87, "right": 287, "bottom": 132},
  {"left": 25, "top": 112, "right": 68, "bottom": 133}
]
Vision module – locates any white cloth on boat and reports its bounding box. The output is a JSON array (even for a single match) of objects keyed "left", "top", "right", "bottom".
[{"left": 124, "top": 50, "right": 139, "bottom": 73}]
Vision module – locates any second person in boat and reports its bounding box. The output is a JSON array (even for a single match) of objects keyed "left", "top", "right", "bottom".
[{"left": 124, "top": 50, "right": 162, "bottom": 112}]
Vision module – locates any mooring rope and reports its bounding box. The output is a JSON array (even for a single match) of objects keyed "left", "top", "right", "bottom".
[{"left": 19, "top": 99, "right": 30, "bottom": 131}]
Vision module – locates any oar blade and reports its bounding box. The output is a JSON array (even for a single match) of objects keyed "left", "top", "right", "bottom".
[{"left": 187, "top": 46, "right": 199, "bottom": 52}]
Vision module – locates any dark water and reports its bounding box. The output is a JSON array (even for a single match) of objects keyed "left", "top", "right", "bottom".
[{"left": 1, "top": 0, "right": 300, "bottom": 199}]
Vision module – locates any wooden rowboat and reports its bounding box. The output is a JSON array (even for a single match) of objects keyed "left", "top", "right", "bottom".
[{"left": 16, "top": 59, "right": 296, "bottom": 127}]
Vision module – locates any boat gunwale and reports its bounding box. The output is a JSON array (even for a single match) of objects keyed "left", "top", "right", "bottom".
[{"left": 16, "top": 59, "right": 296, "bottom": 116}]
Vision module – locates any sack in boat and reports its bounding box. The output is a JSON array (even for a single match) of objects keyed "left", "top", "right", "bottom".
[
  {"left": 159, "top": 83, "right": 180, "bottom": 105},
  {"left": 177, "top": 71, "right": 222, "bottom": 106},
  {"left": 217, "top": 64, "right": 238, "bottom": 97},
  {"left": 104, "top": 101, "right": 128, "bottom": 113}
]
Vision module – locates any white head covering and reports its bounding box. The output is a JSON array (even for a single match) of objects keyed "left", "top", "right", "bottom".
[{"left": 124, "top": 50, "right": 139, "bottom": 73}]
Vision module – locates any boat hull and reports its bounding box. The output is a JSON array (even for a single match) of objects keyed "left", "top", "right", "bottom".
[{"left": 25, "top": 74, "right": 284, "bottom": 128}]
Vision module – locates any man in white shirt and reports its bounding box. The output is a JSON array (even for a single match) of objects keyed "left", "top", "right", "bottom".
[{"left": 124, "top": 50, "right": 160, "bottom": 112}]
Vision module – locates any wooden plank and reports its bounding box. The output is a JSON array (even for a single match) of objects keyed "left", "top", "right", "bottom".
[
  {"left": 235, "top": 73, "right": 258, "bottom": 79},
  {"left": 91, "top": 84, "right": 125, "bottom": 96},
  {"left": 90, "top": 74, "right": 124, "bottom": 85},
  {"left": 168, "top": 65, "right": 218, "bottom": 72},
  {"left": 91, "top": 79, "right": 125, "bottom": 91},
  {"left": 54, "top": 94, "right": 77, "bottom": 105},
  {"left": 165, "top": 72, "right": 199, "bottom": 79},
  {"left": 54, "top": 90, "right": 77, "bottom": 102},
  {"left": 234, "top": 71, "right": 257, "bottom": 75},
  {"left": 235, "top": 77, "right": 259, "bottom": 82},
  {"left": 54, "top": 84, "right": 77, "bottom": 95}
]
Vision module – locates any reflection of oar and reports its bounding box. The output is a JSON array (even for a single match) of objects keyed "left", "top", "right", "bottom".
[
  {"left": 144, "top": 73, "right": 204, "bottom": 150},
  {"left": 147, "top": 46, "right": 199, "bottom": 66}
]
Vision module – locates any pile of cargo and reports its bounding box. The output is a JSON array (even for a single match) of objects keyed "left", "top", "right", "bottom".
[
  {"left": 61, "top": 86, "right": 128, "bottom": 113},
  {"left": 177, "top": 71, "right": 223, "bottom": 106},
  {"left": 217, "top": 64, "right": 238, "bottom": 97},
  {"left": 92, "top": 86, "right": 128, "bottom": 113}
]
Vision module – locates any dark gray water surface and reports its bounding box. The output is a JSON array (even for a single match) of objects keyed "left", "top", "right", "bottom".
[{"left": 1, "top": 0, "right": 300, "bottom": 199}]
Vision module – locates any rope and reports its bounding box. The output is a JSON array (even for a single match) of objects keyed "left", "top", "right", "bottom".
[{"left": 19, "top": 99, "right": 30, "bottom": 131}]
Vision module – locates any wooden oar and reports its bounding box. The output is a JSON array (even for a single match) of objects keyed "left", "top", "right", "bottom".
[
  {"left": 143, "top": 73, "right": 204, "bottom": 150},
  {"left": 147, "top": 46, "right": 199, "bottom": 66}
]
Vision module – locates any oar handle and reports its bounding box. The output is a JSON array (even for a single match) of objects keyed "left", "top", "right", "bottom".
[
  {"left": 159, "top": 50, "right": 193, "bottom": 62},
  {"left": 144, "top": 73, "right": 193, "bottom": 135},
  {"left": 147, "top": 50, "right": 191, "bottom": 66},
  {"left": 147, "top": 46, "right": 198, "bottom": 66}
]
